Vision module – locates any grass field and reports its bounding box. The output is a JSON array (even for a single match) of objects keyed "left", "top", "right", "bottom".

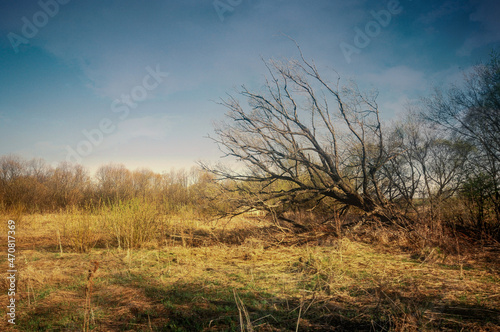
[{"left": 1, "top": 211, "right": 499, "bottom": 331}]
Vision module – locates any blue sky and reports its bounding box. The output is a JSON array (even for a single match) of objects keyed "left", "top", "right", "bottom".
[{"left": 1, "top": 0, "right": 499, "bottom": 173}]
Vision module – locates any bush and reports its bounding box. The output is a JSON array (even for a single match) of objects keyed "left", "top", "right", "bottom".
[
  {"left": 102, "top": 198, "right": 162, "bottom": 249},
  {"left": 61, "top": 207, "right": 101, "bottom": 253}
]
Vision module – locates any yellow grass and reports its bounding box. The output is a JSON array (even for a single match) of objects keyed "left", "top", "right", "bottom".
[{"left": 0, "top": 211, "right": 499, "bottom": 331}]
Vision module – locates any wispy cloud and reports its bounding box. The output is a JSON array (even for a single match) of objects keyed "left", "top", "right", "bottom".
[
  {"left": 458, "top": 0, "right": 500, "bottom": 55},
  {"left": 359, "top": 66, "right": 427, "bottom": 93},
  {"left": 98, "top": 115, "right": 175, "bottom": 151},
  {"left": 418, "top": 1, "right": 467, "bottom": 25}
]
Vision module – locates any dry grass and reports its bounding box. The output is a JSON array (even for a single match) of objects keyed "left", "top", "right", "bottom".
[{"left": 0, "top": 211, "right": 499, "bottom": 331}]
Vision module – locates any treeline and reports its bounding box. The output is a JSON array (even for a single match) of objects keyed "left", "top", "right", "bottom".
[
  {"left": 0, "top": 156, "right": 222, "bottom": 216},
  {"left": 380, "top": 112, "right": 499, "bottom": 235},
  {"left": 382, "top": 54, "right": 500, "bottom": 235}
]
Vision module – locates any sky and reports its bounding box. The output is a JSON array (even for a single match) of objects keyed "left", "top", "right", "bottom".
[{"left": 1, "top": 0, "right": 499, "bottom": 174}]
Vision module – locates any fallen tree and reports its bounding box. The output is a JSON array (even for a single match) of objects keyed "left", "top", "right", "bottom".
[{"left": 201, "top": 49, "right": 410, "bottom": 229}]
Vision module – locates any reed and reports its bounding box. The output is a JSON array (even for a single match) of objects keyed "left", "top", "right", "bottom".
[{"left": 83, "top": 261, "right": 99, "bottom": 332}]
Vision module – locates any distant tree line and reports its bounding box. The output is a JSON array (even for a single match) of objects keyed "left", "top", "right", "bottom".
[{"left": 0, "top": 156, "right": 221, "bottom": 217}]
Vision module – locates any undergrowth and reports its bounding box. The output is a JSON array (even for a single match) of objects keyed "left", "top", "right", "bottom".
[{"left": 0, "top": 207, "right": 499, "bottom": 331}]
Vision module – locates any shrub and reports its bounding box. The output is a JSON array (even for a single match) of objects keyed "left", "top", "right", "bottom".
[
  {"left": 61, "top": 207, "right": 101, "bottom": 253},
  {"left": 102, "top": 198, "right": 162, "bottom": 249}
]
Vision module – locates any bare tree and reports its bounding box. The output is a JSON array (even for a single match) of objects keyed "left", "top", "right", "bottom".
[
  {"left": 423, "top": 51, "right": 500, "bottom": 228},
  {"left": 49, "top": 162, "right": 90, "bottom": 208},
  {"left": 95, "top": 164, "right": 133, "bottom": 203},
  {"left": 202, "top": 52, "right": 404, "bottom": 228},
  {"left": 0, "top": 155, "right": 55, "bottom": 210},
  {"left": 383, "top": 110, "right": 471, "bottom": 222}
]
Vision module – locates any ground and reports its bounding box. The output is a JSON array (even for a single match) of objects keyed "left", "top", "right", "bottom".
[{"left": 1, "top": 213, "right": 499, "bottom": 331}]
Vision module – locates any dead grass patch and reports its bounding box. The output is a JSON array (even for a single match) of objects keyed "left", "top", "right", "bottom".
[{"left": 1, "top": 212, "right": 499, "bottom": 331}]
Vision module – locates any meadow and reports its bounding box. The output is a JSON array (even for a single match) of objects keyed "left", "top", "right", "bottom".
[{"left": 1, "top": 203, "right": 499, "bottom": 331}]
